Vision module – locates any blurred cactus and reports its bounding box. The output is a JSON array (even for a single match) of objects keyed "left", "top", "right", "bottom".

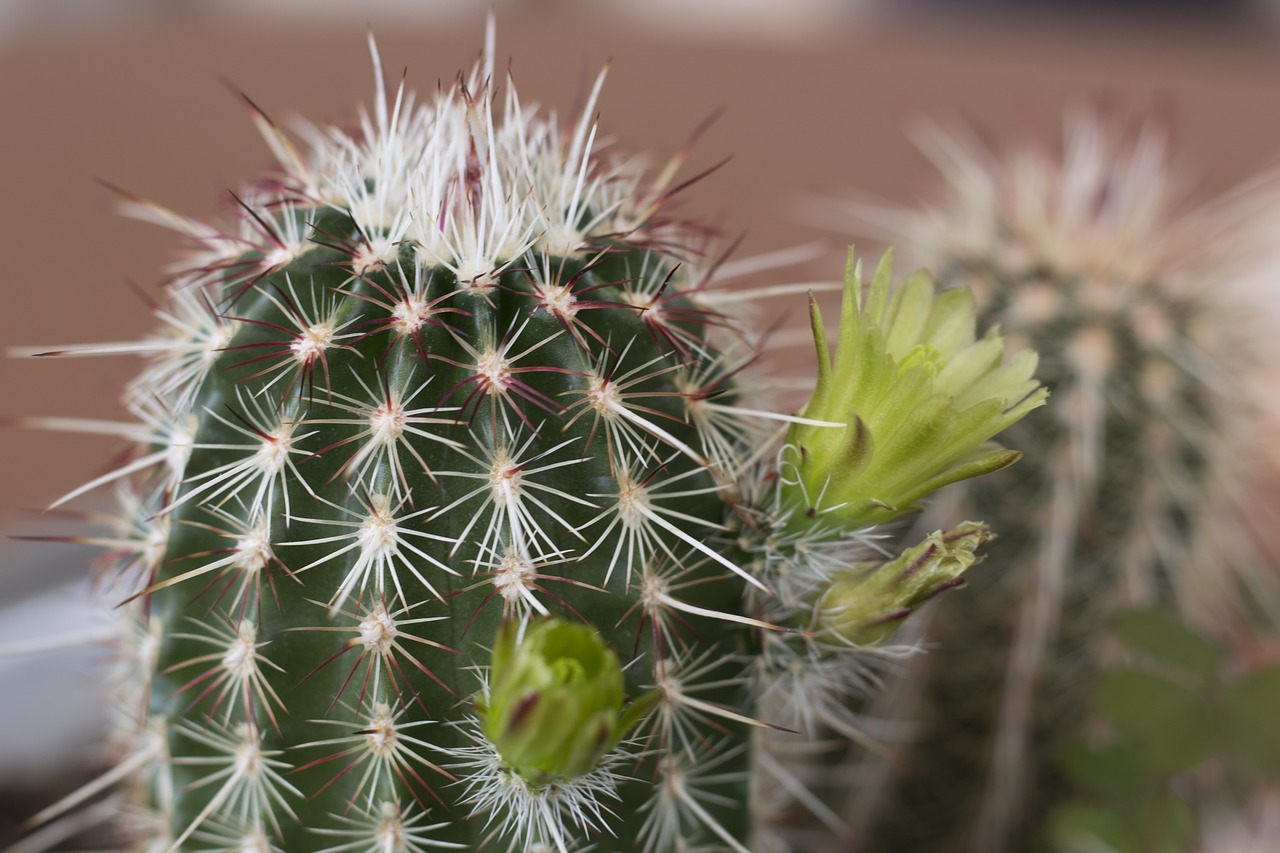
[
  {"left": 833, "top": 112, "right": 1280, "bottom": 852},
  {"left": 13, "top": 23, "right": 1044, "bottom": 853}
]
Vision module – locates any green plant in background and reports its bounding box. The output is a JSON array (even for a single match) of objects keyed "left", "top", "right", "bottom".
[
  {"left": 1050, "top": 608, "right": 1280, "bottom": 853},
  {"left": 832, "top": 113, "right": 1280, "bottom": 852},
  {"left": 14, "top": 23, "right": 1044, "bottom": 853}
]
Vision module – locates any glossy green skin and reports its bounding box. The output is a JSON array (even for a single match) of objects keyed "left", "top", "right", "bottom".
[{"left": 147, "top": 212, "right": 751, "bottom": 850}]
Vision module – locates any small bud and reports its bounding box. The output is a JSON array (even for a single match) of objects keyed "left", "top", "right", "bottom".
[
  {"left": 816, "top": 521, "right": 993, "bottom": 645},
  {"left": 784, "top": 249, "right": 1046, "bottom": 529},
  {"left": 477, "top": 617, "right": 656, "bottom": 785}
]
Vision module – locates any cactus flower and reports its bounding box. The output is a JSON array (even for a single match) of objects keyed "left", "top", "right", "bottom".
[{"left": 784, "top": 250, "right": 1047, "bottom": 529}]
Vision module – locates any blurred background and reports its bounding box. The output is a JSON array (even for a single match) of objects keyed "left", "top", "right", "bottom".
[{"left": 4, "top": 0, "right": 1280, "bottom": 848}]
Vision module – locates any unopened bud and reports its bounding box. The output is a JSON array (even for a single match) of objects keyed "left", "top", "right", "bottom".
[
  {"left": 478, "top": 617, "right": 656, "bottom": 785},
  {"left": 817, "top": 521, "right": 993, "bottom": 645}
]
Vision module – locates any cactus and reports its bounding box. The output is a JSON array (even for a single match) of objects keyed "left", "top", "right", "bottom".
[
  {"left": 15, "top": 25, "right": 1046, "bottom": 853},
  {"left": 833, "top": 113, "right": 1280, "bottom": 852}
]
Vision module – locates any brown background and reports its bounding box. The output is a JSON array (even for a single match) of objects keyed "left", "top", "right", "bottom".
[{"left": 4, "top": 8, "right": 1280, "bottom": 530}]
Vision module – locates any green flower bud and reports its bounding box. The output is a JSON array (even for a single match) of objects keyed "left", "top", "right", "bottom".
[
  {"left": 816, "top": 521, "right": 993, "bottom": 646},
  {"left": 784, "top": 249, "right": 1047, "bottom": 529},
  {"left": 477, "top": 617, "right": 657, "bottom": 785}
]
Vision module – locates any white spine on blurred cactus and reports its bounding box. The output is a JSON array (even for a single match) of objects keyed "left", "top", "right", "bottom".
[
  {"left": 868, "top": 109, "right": 1280, "bottom": 624},
  {"left": 821, "top": 110, "right": 1280, "bottom": 851}
]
